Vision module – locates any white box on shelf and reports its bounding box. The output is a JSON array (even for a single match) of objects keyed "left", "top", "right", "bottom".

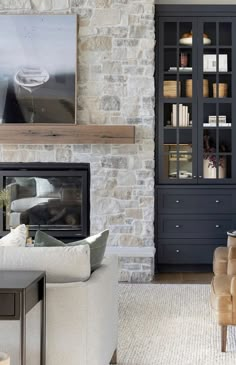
[
  {"left": 208, "top": 115, "right": 227, "bottom": 123},
  {"left": 203, "top": 54, "right": 228, "bottom": 72}
]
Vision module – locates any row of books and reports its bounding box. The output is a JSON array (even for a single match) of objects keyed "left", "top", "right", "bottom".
[{"left": 171, "top": 104, "right": 190, "bottom": 127}]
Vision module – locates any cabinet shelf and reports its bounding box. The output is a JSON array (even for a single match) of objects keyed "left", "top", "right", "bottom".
[
  {"left": 203, "top": 126, "right": 231, "bottom": 129},
  {"left": 162, "top": 98, "right": 192, "bottom": 103},
  {"left": 164, "top": 126, "right": 192, "bottom": 129},
  {"left": 202, "top": 98, "right": 232, "bottom": 103},
  {"left": 203, "top": 72, "right": 232, "bottom": 75},
  {"left": 164, "top": 71, "right": 193, "bottom": 75},
  {"left": 203, "top": 45, "right": 232, "bottom": 49},
  {"left": 164, "top": 45, "right": 192, "bottom": 49}
]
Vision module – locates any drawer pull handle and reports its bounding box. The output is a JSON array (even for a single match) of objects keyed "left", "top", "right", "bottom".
[
  {"left": 199, "top": 176, "right": 202, "bottom": 178},
  {"left": 176, "top": 200, "right": 180, "bottom": 203},
  {"left": 216, "top": 200, "right": 220, "bottom": 203},
  {"left": 175, "top": 225, "right": 180, "bottom": 228},
  {"left": 216, "top": 224, "right": 220, "bottom": 228},
  {"left": 176, "top": 249, "right": 180, "bottom": 253}
]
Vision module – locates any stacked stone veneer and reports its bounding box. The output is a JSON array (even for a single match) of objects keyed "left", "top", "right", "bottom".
[{"left": 0, "top": 0, "right": 155, "bottom": 282}]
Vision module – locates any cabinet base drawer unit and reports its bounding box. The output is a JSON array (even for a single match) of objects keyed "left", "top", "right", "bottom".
[{"left": 155, "top": 186, "right": 236, "bottom": 271}]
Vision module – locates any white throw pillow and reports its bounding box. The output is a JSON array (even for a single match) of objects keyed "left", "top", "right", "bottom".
[
  {"left": 0, "top": 224, "right": 27, "bottom": 247},
  {"left": 0, "top": 245, "right": 91, "bottom": 283}
]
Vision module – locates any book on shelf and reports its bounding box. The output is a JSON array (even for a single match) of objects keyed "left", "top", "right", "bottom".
[{"left": 171, "top": 104, "right": 190, "bottom": 127}]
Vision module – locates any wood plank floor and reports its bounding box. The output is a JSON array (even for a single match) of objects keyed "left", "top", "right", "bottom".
[{"left": 152, "top": 272, "right": 213, "bottom": 284}]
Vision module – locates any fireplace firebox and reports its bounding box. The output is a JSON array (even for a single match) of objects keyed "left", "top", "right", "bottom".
[{"left": 0, "top": 163, "right": 90, "bottom": 240}]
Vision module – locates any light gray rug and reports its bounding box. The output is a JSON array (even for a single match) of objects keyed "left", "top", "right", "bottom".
[{"left": 118, "top": 284, "right": 236, "bottom": 365}]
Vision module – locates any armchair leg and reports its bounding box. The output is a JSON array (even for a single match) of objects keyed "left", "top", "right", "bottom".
[
  {"left": 110, "top": 349, "right": 117, "bottom": 364},
  {"left": 221, "top": 326, "right": 227, "bottom": 352}
]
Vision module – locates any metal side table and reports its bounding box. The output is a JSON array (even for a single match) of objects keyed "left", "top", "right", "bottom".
[{"left": 0, "top": 271, "right": 46, "bottom": 365}]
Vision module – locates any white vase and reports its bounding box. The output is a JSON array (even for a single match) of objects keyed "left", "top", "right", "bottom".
[
  {"left": 203, "top": 159, "right": 226, "bottom": 179},
  {"left": 0, "top": 352, "right": 10, "bottom": 365}
]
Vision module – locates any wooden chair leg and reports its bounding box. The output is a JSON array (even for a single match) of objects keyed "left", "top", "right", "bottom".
[
  {"left": 221, "top": 325, "right": 227, "bottom": 352},
  {"left": 110, "top": 349, "right": 117, "bottom": 364}
]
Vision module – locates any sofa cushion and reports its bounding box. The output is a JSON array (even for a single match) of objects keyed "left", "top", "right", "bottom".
[
  {"left": 0, "top": 245, "right": 90, "bottom": 283},
  {"left": 35, "top": 229, "right": 109, "bottom": 271},
  {"left": 210, "top": 274, "right": 233, "bottom": 325},
  {"left": 0, "top": 224, "right": 27, "bottom": 247}
]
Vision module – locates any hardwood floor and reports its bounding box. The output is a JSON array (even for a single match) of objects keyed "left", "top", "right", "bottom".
[{"left": 152, "top": 272, "right": 213, "bottom": 284}]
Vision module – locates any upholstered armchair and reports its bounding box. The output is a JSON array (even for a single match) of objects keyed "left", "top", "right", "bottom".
[{"left": 211, "top": 234, "right": 236, "bottom": 352}]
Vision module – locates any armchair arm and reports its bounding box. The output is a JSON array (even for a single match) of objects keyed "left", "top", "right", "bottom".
[
  {"left": 230, "top": 276, "right": 236, "bottom": 296},
  {"left": 227, "top": 246, "right": 236, "bottom": 276}
]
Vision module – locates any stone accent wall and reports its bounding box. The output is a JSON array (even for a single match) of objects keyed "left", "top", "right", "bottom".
[{"left": 0, "top": 0, "right": 155, "bottom": 282}]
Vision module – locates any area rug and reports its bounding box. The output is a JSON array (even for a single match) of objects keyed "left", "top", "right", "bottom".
[{"left": 118, "top": 284, "right": 236, "bottom": 365}]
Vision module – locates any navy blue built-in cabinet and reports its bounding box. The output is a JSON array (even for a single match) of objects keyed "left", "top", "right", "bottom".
[{"left": 155, "top": 6, "right": 236, "bottom": 271}]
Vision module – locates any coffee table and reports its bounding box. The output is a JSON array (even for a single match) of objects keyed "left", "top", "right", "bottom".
[{"left": 0, "top": 271, "right": 46, "bottom": 365}]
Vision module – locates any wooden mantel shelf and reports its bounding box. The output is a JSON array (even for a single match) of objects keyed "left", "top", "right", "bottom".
[{"left": 0, "top": 125, "right": 135, "bottom": 144}]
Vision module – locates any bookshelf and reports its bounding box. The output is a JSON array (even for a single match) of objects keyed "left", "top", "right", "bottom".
[{"left": 155, "top": 5, "right": 236, "bottom": 272}]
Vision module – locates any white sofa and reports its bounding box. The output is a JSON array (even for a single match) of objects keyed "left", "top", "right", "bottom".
[{"left": 0, "top": 250, "right": 118, "bottom": 365}]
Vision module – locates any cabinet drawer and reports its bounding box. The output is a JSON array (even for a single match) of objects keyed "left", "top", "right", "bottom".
[
  {"left": 158, "top": 188, "right": 236, "bottom": 214},
  {"left": 158, "top": 214, "right": 236, "bottom": 238},
  {"left": 158, "top": 241, "right": 222, "bottom": 264},
  {"left": 0, "top": 293, "right": 15, "bottom": 316}
]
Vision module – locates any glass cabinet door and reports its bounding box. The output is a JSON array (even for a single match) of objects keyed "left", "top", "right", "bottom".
[
  {"left": 198, "top": 18, "right": 235, "bottom": 183},
  {"left": 158, "top": 18, "right": 198, "bottom": 183}
]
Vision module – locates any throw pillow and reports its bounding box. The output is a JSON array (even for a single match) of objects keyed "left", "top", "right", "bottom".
[
  {"left": 34, "top": 229, "right": 109, "bottom": 271},
  {"left": 35, "top": 230, "right": 64, "bottom": 247},
  {"left": 0, "top": 224, "right": 28, "bottom": 246}
]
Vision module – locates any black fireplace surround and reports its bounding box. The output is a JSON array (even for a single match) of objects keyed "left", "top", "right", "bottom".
[{"left": 0, "top": 163, "right": 90, "bottom": 241}]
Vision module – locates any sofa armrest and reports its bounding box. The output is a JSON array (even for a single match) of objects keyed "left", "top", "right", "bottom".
[
  {"left": 46, "top": 255, "right": 118, "bottom": 365},
  {"left": 230, "top": 276, "right": 236, "bottom": 296},
  {"left": 213, "top": 247, "right": 228, "bottom": 275}
]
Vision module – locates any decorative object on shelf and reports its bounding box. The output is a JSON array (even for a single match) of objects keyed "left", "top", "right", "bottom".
[
  {"left": 0, "top": 15, "right": 77, "bottom": 124},
  {"left": 186, "top": 79, "right": 209, "bottom": 97},
  {"left": 208, "top": 115, "right": 227, "bottom": 124},
  {"left": 169, "top": 170, "right": 193, "bottom": 178},
  {"left": 203, "top": 54, "right": 228, "bottom": 72},
  {"left": 168, "top": 67, "right": 192, "bottom": 72},
  {"left": 203, "top": 134, "right": 227, "bottom": 179},
  {"left": 203, "top": 158, "right": 226, "bottom": 178},
  {"left": 213, "top": 83, "right": 228, "bottom": 98},
  {"left": 179, "top": 31, "right": 211, "bottom": 45},
  {"left": 171, "top": 104, "right": 190, "bottom": 126},
  {"left": 205, "top": 115, "right": 230, "bottom": 127},
  {"left": 163, "top": 80, "right": 181, "bottom": 97},
  {"left": 164, "top": 144, "right": 192, "bottom": 179},
  {"left": 180, "top": 52, "right": 188, "bottom": 67},
  {"left": 0, "top": 352, "right": 10, "bottom": 365}
]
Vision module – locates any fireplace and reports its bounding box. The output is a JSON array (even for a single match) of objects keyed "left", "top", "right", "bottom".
[{"left": 0, "top": 163, "right": 90, "bottom": 240}]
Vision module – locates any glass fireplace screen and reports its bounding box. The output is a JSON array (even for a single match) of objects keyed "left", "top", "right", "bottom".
[{"left": 4, "top": 176, "right": 82, "bottom": 230}]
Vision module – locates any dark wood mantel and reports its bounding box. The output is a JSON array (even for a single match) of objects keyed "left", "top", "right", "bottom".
[{"left": 0, "top": 124, "right": 135, "bottom": 144}]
